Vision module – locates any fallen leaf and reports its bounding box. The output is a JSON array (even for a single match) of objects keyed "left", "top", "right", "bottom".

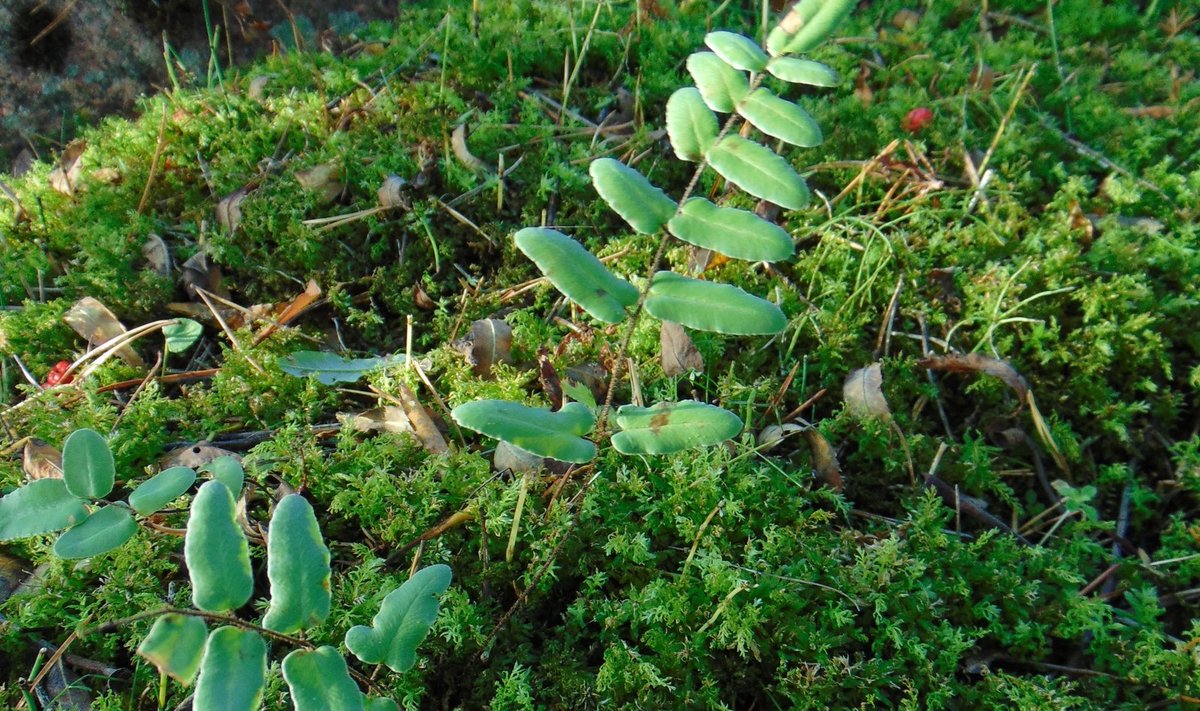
[
  {"left": 251, "top": 279, "right": 321, "bottom": 344},
  {"left": 451, "top": 123, "right": 487, "bottom": 173},
  {"left": 843, "top": 363, "right": 891, "bottom": 421},
  {"left": 179, "top": 252, "right": 228, "bottom": 301},
  {"left": 142, "top": 233, "right": 172, "bottom": 278},
  {"left": 377, "top": 174, "right": 410, "bottom": 210},
  {"left": 917, "top": 352, "right": 1029, "bottom": 408},
  {"left": 343, "top": 406, "right": 413, "bottom": 435},
  {"left": 494, "top": 441, "right": 544, "bottom": 474},
  {"left": 854, "top": 60, "right": 874, "bottom": 107},
  {"left": 11, "top": 148, "right": 34, "bottom": 177},
  {"left": 159, "top": 442, "right": 242, "bottom": 470},
  {"left": 413, "top": 284, "right": 436, "bottom": 310},
  {"left": 802, "top": 427, "right": 842, "bottom": 491},
  {"left": 1123, "top": 105, "right": 1175, "bottom": 119},
  {"left": 538, "top": 348, "right": 563, "bottom": 410},
  {"left": 248, "top": 75, "right": 272, "bottom": 101},
  {"left": 216, "top": 183, "right": 257, "bottom": 234},
  {"left": 63, "top": 297, "right": 145, "bottom": 367},
  {"left": 48, "top": 140, "right": 86, "bottom": 196},
  {"left": 565, "top": 363, "right": 608, "bottom": 404},
  {"left": 660, "top": 321, "right": 704, "bottom": 376},
  {"left": 23, "top": 440, "right": 63, "bottom": 480},
  {"left": 397, "top": 383, "right": 448, "bottom": 454},
  {"left": 457, "top": 319, "right": 512, "bottom": 378},
  {"left": 295, "top": 161, "right": 343, "bottom": 204}
]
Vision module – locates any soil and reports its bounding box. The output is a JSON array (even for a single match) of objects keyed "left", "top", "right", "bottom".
[{"left": 0, "top": 0, "right": 396, "bottom": 170}]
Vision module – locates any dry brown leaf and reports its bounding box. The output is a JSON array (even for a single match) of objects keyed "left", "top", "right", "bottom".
[
  {"left": 397, "top": 382, "right": 449, "bottom": 454},
  {"left": 343, "top": 406, "right": 413, "bottom": 435},
  {"left": 23, "top": 440, "right": 62, "bottom": 481},
  {"left": 248, "top": 75, "right": 272, "bottom": 101},
  {"left": 538, "top": 348, "right": 564, "bottom": 410},
  {"left": 660, "top": 321, "right": 704, "bottom": 376},
  {"left": 917, "top": 352, "right": 1029, "bottom": 407},
  {"left": 63, "top": 297, "right": 145, "bottom": 367},
  {"left": 802, "top": 427, "right": 843, "bottom": 491},
  {"left": 11, "top": 148, "right": 34, "bottom": 178},
  {"left": 565, "top": 363, "right": 608, "bottom": 402},
  {"left": 216, "top": 184, "right": 256, "bottom": 234},
  {"left": 295, "top": 161, "right": 343, "bottom": 204},
  {"left": 0, "top": 551, "right": 32, "bottom": 604},
  {"left": 159, "top": 442, "right": 242, "bottom": 470},
  {"left": 1123, "top": 105, "right": 1176, "bottom": 119},
  {"left": 459, "top": 319, "right": 512, "bottom": 378},
  {"left": 376, "top": 174, "right": 410, "bottom": 210},
  {"left": 843, "top": 363, "right": 891, "bottom": 421},
  {"left": 413, "top": 284, "right": 436, "bottom": 310},
  {"left": 142, "top": 233, "right": 172, "bottom": 278},
  {"left": 48, "top": 140, "right": 86, "bottom": 196},
  {"left": 494, "top": 441, "right": 544, "bottom": 474},
  {"left": 451, "top": 123, "right": 487, "bottom": 173},
  {"left": 180, "top": 252, "right": 228, "bottom": 301},
  {"left": 251, "top": 279, "right": 321, "bottom": 344}
]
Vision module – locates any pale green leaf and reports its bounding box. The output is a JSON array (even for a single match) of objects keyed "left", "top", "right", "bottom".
[
  {"left": 765, "top": 57, "right": 840, "bottom": 86},
  {"left": 513, "top": 227, "right": 638, "bottom": 324},
  {"left": 279, "top": 351, "right": 405, "bottom": 385},
  {"left": 0, "top": 479, "right": 88, "bottom": 542},
  {"left": 667, "top": 198, "right": 794, "bottom": 262},
  {"left": 128, "top": 466, "right": 196, "bottom": 515},
  {"left": 194, "top": 627, "right": 266, "bottom": 711},
  {"left": 137, "top": 614, "right": 208, "bottom": 685},
  {"left": 645, "top": 271, "right": 787, "bottom": 335},
  {"left": 53, "top": 505, "right": 137, "bottom": 559},
  {"left": 612, "top": 401, "right": 743, "bottom": 455},
  {"left": 686, "top": 52, "right": 749, "bottom": 112},
  {"left": 704, "top": 31, "right": 768, "bottom": 72},
  {"left": 767, "top": 0, "right": 855, "bottom": 55},
  {"left": 164, "top": 319, "right": 203, "bottom": 354},
  {"left": 185, "top": 480, "right": 253, "bottom": 613},
  {"left": 665, "top": 88, "right": 719, "bottom": 162},
  {"left": 263, "top": 495, "right": 332, "bottom": 634},
  {"left": 738, "top": 88, "right": 822, "bottom": 147},
  {"left": 452, "top": 400, "right": 596, "bottom": 463},
  {"left": 201, "top": 456, "right": 244, "bottom": 499},
  {"left": 345, "top": 564, "right": 453, "bottom": 673},
  {"left": 589, "top": 158, "right": 677, "bottom": 235},
  {"left": 706, "top": 135, "right": 809, "bottom": 209},
  {"left": 62, "top": 428, "right": 115, "bottom": 499},
  {"left": 282, "top": 647, "right": 364, "bottom": 711}
]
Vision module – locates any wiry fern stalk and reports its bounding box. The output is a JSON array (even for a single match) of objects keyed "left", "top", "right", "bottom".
[{"left": 453, "top": 0, "right": 856, "bottom": 462}]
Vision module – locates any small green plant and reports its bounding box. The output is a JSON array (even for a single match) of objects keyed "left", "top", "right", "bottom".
[
  {"left": 0, "top": 430, "right": 451, "bottom": 710},
  {"left": 451, "top": 0, "right": 856, "bottom": 461}
]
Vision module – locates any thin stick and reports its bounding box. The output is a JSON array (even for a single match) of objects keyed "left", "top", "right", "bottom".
[
  {"left": 977, "top": 64, "right": 1037, "bottom": 178},
  {"left": 137, "top": 105, "right": 170, "bottom": 214},
  {"left": 194, "top": 287, "right": 264, "bottom": 374}
]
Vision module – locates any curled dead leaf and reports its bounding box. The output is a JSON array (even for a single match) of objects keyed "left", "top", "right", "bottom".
[
  {"left": 918, "top": 352, "right": 1029, "bottom": 408},
  {"left": 159, "top": 442, "right": 242, "bottom": 470},
  {"left": 376, "top": 174, "right": 410, "bottom": 210},
  {"left": 23, "top": 440, "right": 63, "bottom": 481},
  {"left": 63, "top": 297, "right": 145, "bottom": 367},
  {"left": 538, "top": 348, "right": 563, "bottom": 411},
  {"left": 843, "top": 363, "right": 891, "bottom": 421},
  {"left": 342, "top": 406, "right": 413, "bottom": 435},
  {"left": 216, "top": 183, "right": 257, "bottom": 234},
  {"left": 295, "top": 161, "right": 343, "bottom": 204},
  {"left": 142, "top": 233, "right": 172, "bottom": 278},
  {"left": 179, "top": 252, "right": 228, "bottom": 301},
  {"left": 456, "top": 319, "right": 513, "bottom": 378},
  {"left": 451, "top": 123, "right": 487, "bottom": 173},
  {"left": 48, "top": 140, "right": 86, "bottom": 196},
  {"left": 494, "top": 441, "right": 544, "bottom": 474},
  {"left": 397, "top": 382, "right": 449, "bottom": 454},
  {"left": 802, "top": 427, "right": 842, "bottom": 491},
  {"left": 660, "top": 321, "right": 704, "bottom": 376}
]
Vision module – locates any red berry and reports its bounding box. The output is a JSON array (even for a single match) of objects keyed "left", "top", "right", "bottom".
[
  {"left": 43, "top": 360, "right": 74, "bottom": 387},
  {"left": 902, "top": 107, "right": 934, "bottom": 133}
]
